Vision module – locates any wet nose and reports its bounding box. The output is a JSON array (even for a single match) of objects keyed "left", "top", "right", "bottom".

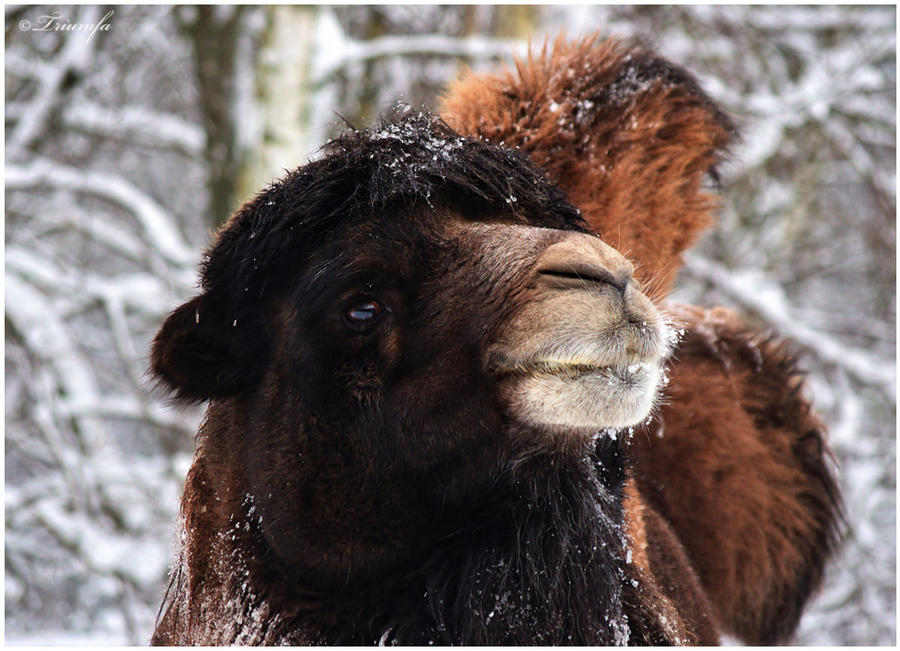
[{"left": 534, "top": 233, "right": 634, "bottom": 296}]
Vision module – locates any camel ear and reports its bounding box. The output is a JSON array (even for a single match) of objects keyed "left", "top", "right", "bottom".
[
  {"left": 441, "top": 34, "right": 737, "bottom": 297},
  {"left": 151, "top": 293, "right": 269, "bottom": 403}
]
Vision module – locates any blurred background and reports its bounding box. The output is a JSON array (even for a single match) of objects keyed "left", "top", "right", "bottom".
[{"left": 5, "top": 5, "right": 895, "bottom": 645}]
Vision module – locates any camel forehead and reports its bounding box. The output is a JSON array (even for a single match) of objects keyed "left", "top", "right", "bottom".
[
  {"left": 201, "top": 114, "right": 584, "bottom": 303},
  {"left": 284, "top": 209, "right": 585, "bottom": 302}
]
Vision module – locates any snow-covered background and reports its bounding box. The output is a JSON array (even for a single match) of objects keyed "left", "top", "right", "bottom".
[{"left": 5, "top": 5, "right": 895, "bottom": 645}]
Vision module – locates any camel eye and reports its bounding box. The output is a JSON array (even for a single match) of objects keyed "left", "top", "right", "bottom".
[{"left": 344, "top": 299, "right": 386, "bottom": 328}]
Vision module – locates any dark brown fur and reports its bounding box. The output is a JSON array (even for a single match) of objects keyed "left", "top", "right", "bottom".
[
  {"left": 151, "top": 35, "right": 842, "bottom": 646},
  {"left": 151, "top": 113, "right": 714, "bottom": 645}
]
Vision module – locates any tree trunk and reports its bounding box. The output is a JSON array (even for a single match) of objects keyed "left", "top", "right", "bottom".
[{"left": 237, "top": 6, "right": 322, "bottom": 204}]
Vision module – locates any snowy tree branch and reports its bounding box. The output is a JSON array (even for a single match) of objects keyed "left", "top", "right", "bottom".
[
  {"left": 5, "top": 102, "right": 206, "bottom": 156},
  {"left": 312, "top": 14, "right": 525, "bottom": 87},
  {"left": 6, "top": 245, "right": 192, "bottom": 316},
  {"left": 6, "top": 160, "right": 196, "bottom": 266},
  {"left": 684, "top": 255, "right": 895, "bottom": 397},
  {"left": 8, "top": 6, "right": 101, "bottom": 154},
  {"left": 56, "top": 396, "right": 197, "bottom": 435}
]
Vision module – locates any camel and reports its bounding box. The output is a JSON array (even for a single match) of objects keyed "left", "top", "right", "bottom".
[{"left": 150, "top": 36, "right": 842, "bottom": 645}]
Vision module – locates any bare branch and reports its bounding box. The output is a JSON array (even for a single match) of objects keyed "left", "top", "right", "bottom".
[{"left": 56, "top": 396, "right": 198, "bottom": 435}]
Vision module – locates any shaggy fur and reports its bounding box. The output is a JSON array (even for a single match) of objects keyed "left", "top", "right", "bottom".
[
  {"left": 442, "top": 34, "right": 737, "bottom": 298},
  {"left": 151, "top": 113, "right": 585, "bottom": 405},
  {"left": 152, "top": 35, "right": 842, "bottom": 647},
  {"left": 629, "top": 303, "right": 843, "bottom": 644}
]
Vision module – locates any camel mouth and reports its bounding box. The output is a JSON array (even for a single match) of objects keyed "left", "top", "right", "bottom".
[
  {"left": 482, "top": 231, "right": 674, "bottom": 433},
  {"left": 490, "top": 349, "right": 666, "bottom": 432},
  {"left": 489, "top": 327, "right": 669, "bottom": 381},
  {"left": 492, "top": 356, "right": 657, "bottom": 381},
  {"left": 562, "top": 360, "right": 654, "bottom": 385}
]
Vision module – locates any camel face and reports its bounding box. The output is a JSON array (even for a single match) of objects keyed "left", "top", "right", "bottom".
[{"left": 248, "top": 210, "right": 667, "bottom": 461}]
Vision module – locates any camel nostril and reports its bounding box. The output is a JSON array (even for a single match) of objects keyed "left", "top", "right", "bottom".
[{"left": 536, "top": 263, "right": 631, "bottom": 295}]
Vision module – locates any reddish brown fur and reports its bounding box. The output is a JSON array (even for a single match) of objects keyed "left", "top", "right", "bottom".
[
  {"left": 441, "top": 34, "right": 736, "bottom": 298},
  {"left": 629, "top": 304, "right": 842, "bottom": 643},
  {"left": 622, "top": 480, "right": 720, "bottom": 645}
]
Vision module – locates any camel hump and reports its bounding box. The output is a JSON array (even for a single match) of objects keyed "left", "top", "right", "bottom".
[
  {"left": 630, "top": 303, "right": 844, "bottom": 644},
  {"left": 441, "top": 33, "right": 737, "bottom": 296}
]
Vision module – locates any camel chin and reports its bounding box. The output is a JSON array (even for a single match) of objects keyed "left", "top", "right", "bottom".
[{"left": 505, "top": 358, "right": 663, "bottom": 433}]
